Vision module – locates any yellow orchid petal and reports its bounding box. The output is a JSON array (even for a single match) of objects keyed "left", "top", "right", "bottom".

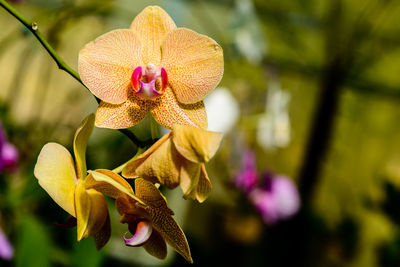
[
  {"left": 143, "top": 206, "right": 192, "bottom": 263},
  {"left": 78, "top": 29, "right": 143, "bottom": 104},
  {"left": 34, "top": 143, "right": 77, "bottom": 217},
  {"left": 161, "top": 28, "right": 224, "bottom": 104},
  {"left": 134, "top": 178, "right": 173, "bottom": 215},
  {"left": 180, "top": 161, "right": 201, "bottom": 200},
  {"left": 195, "top": 164, "right": 212, "bottom": 203},
  {"left": 172, "top": 125, "right": 223, "bottom": 163},
  {"left": 150, "top": 87, "right": 207, "bottom": 129},
  {"left": 93, "top": 213, "right": 111, "bottom": 250},
  {"left": 75, "top": 180, "right": 108, "bottom": 241},
  {"left": 130, "top": 6, "right": 176, "bottom": 66},
  {"left": 124, "top": 136, "right": 181, "bottom": 189},
  {"left": 143, "top": 230, "right": 167, "bottom": 260},
  {"left": 85, "top": 169, "right": 143, "bottom": 204},
  {"left": 73, "top": 114, "right": 95, "bottom": 179},
  {"left": 134, "top": 179, "right": 192, "bottom": 263},
  {"left": 95, "top": 93, "right": 150, "bottom": 129}
]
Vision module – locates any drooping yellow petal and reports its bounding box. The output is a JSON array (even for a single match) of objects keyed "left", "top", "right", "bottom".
[
  {"left": 143, "top": 230, "right": 167, "bottom": 260},
  {"left": 150, "top": 87, "right": 207, "bottom": 129},
  {"left": 34, "top": 143, "right": 77, "bottom": 217},
  {"left": 130, "top": 6, "right": 176, "bottom": 66},
  {"left": 123, "top": 136, "right": 181, "bottom": 189},
  {"left": 161, "top": 28, "right": 224, "bottom": 104},
  {"left": 78, "top": 29, "right": 143, "bottom": 104},
  {"left": 134, "top": 179, "right": 192, "bottom": 263},
  {"left": 75, "top": 180, "right": 108, "bottom": 241},
  {"left": 180, "top": 161, "right": 201, "bottom": 200},
  {"left": 73, "top": 114, "right": 95, "bottom": 179},
  {"left": 172, "top": 125, "right": 223, "bottom": 163},
  {"left": 93, "top": 213, "right": 111, "bottom": 250},
  {"left": 85, "top": 169, "right": 143, "bottom": 204},
  {"left": 195, "top": 164, "right": 212, "bottom": 203},
  {"left": 95, "top": 93, "right": 150, "bottom": 129}
]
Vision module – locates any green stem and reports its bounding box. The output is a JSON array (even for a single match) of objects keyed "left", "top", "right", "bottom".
[
  {"left": 0, "top": 0, "right": 154, "bottom": 148},
  {"left": 112, "top": 147, "right": 145, "bottom": 173}
]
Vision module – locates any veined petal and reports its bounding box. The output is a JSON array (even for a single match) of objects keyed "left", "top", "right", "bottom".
[
  {"left": 34, "top": 143, "right": 77, "bottom": 217},
  {"left": 150, "top": 87, "right": 207, "bottom": 129},
  {"left": 124, "top": 136, "right": 181, "bottom": 189},
  {"left": 79, "top": 29, "right": 142, "bottom": 104},
  {"left": 161, "top": 28, "right": 224, "bottom": 104},
  {"left": 75, "top": 181, "right": 108, "bottom": 241},
  {"left": 180, "top": 161, "right": 201, "bottom": 200},
  {"left": 134, "top": 179, "right": 192, "bottom": 262},
  {"left": 134, "top": 178, "right": 173, "bottom": 215},
  {"left": 143, "top": 230, "right": 167, "bottom": 260},
  {"left": 85, "top": 169, "right": 143, "bottom": 204},
  {"left": 172, "top": 125, "right": 223, "bottom": 163},
  {"left": 130, "top": 6, "right": 176, "bottom": 66},
  {"left": 73, "top": 114, "right": 95, "bottom": 179},
  {"left": 95, "top": 93, "right": 150, "bottom": 129},
  {"left": 196, "top": 164, "right": 212, "bottom": 203}
]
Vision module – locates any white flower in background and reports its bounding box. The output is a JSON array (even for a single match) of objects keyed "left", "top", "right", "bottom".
[
  {"left": 232, "top": 0, "right": 268, "bottom": 64},
  {"left": 204, "top": 87, "right": 239, "bottom": 134},
  {"left": 257, "top": 80, "right": 291, "bottom": 150}
]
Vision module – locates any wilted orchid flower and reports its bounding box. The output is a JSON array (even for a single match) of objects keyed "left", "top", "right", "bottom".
[
  {"left": 0, "top": 123, "right": 18, "bottom": 172},
  {"left": 0, "top": 228, "right": 13, "bottom": 260},
  {"left": 249, "top": 174, "right": 300, "bottom": 224},
  {"left": 234, "top": 149, "right": 258, "bottom": 193},
  {"left": 123, "top": 125, "right": 222, "bottom": 202},
  {"left": 79, "top": 6, "right": 224, "bottom": 129},
  {"left": 34, "top": 114, "right": 111, "bottom": 249}
]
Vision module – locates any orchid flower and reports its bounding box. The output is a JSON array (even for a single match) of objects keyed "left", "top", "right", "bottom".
[
  {"left": 0, "top": 228, "right": 13, "bottom": 260},
  {"left": 34, "top": 114, "right": 111, "bottom": 249},
  {"left": 122, "top": 125, "right": 222, "bottom": 202},
  {"left": 78, "top": 6, "right": 224, "bottom": 129},
  {"left": 0, "top": 123, "right": 18, "bottom": 172},
  {"left": 85, "top": 171, "right": 192, "bottom": 262}
]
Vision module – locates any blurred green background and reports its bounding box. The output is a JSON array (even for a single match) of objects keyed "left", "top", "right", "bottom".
[{"left": 2, "top": 0, "right": 400, "bottom": 266}]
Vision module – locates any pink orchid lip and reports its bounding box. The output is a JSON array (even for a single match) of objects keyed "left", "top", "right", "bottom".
[
  {"left": 131, "top": 64, "right": 168, "bottom": 100},
  {"left": 123, "top": 220, "right": 153, "bottom": 247}
]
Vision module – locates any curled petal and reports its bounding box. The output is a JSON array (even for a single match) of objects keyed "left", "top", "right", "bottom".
[
  {"left": 130, "top": 6, "right": 176, "bottom": 65},
  {"left": 95, "top": 93, "right": 150, "bottom": 129},
  {"left": 161, "top": 28, "right": 224, "bottom": 104},
  {"left": 73, "top": 114, "right": 95, "bottom": 179},
  {"left": 124, "top": 220, "right": 153, "bottom": 247},
  {"left": 150, "top": 87, "right": 207, "bottom": 129},
  {"left": 196, "top": 164, "right": 212, "bottom": 203},
  {"left": 79, "top": 29, "right": 143, "bottom": 104},
  {"left": 180, "top": 161, "right": 201, "bottom": 200},
  {"left": 172, "top": 125, "right": 223, "bottom": 163},
  {"left": 34, "top": 143, "right": 77, "bottom": 217}
]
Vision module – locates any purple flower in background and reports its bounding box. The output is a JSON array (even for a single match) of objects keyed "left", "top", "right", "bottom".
[
  {"left": 0, "top": 229, "right": 13, "bottom": 260},
  {"left": 0, "top": 123, "right": 18, "bottom": 172},
  {"left": 234, "top": 150, "right": 258, "bottom": 193},
  {"left": 250, "top": 174, "right": 300, "bottom": 224}
]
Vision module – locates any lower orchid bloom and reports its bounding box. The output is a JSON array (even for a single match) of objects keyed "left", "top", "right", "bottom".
[
  {"left": 122, "top": 125, "right": 222, "bottom": 202},
  {"left": 34, "top": 114, "right": 111, "bottom": 249},
  {"left": 85, "top": 170, "right": 192, "bottom": 262},
  {"left": 0, "top": 228, "right": 13, "bottom": 260}
]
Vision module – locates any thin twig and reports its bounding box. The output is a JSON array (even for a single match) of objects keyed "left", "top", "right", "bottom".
[{"left": 0, "top": 0, "right": 152, "bottom": 148}]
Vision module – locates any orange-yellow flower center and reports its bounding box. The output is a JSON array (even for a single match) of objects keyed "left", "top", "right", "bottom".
[{"left": 131, "top": 63, "right": 168, "bottom": 100}]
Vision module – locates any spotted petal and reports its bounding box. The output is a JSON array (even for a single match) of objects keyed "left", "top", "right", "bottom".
[
  {"left": 161, "top": 28, "right": 224, "bottom": 104},
  {"left": 150, "top": 87, "right": 207, "bottom": 129},
  {"left": 34, "top": 143, "right": 77, "bottom": 217},
  {"left": 130, "top": 6, "right": 176, "bottom": 66},
  {"left": 95, "top": 93, "right": 150, "bottom": 129},
  {"left": 79, "top": 29, "right": 143, "bottom": 104},
  {"left": 143, "top": 230, "right": 167, "bottom": 260}
]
